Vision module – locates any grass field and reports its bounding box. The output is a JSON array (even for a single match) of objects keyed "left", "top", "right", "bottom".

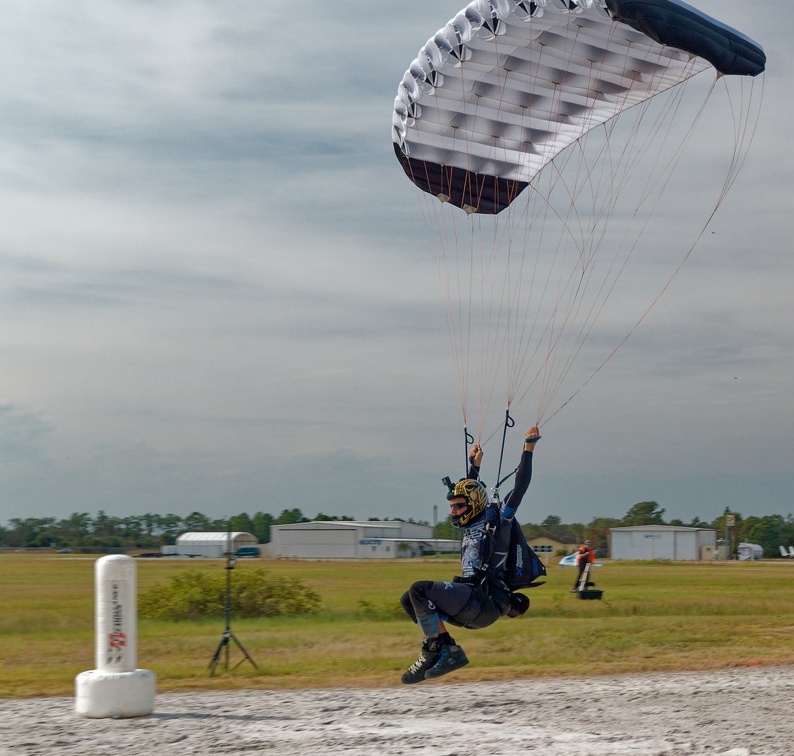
[{"left": 2, "top": 554, "right": 793, "bottom": 697}]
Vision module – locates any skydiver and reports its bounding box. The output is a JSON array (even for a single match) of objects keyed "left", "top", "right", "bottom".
[
  {"left": 572, "top": 539, "right": 595, "bottom": 591},
  {"left": 399, "top": 426, "right": 541, "bottom": 683}
]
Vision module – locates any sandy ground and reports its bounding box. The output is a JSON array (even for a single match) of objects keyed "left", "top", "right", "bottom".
[{"left": 2, "top": 665, "right": 792, "bottom": 756}]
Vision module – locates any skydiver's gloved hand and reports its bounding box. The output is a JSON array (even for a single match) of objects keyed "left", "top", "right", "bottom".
[
  {"left": 469, "top": 444, "right": 483, "bottom": 469},
  {"left": 523, "top": 426, "right": 541, "bottom": 452}
]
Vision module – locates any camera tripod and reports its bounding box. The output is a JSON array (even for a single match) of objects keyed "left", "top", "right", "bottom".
[{"left": 208, "top": 551, "right": 258, "bottom": 676}]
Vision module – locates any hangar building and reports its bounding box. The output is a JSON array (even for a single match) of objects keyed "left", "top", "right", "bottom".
[
  {"left": 609, "top": 525, "right": 716, "bottom": 561},
  {"left": 269, "top": 520, "right": 458, "bottom": 560},
  {"left": 161, "top": 531, "right": 259, "bottom": 558}
]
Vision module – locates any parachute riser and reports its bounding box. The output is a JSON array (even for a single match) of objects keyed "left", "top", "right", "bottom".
[
  {"left": 463, "top": 426, "right": 475, "bottom": 475},
  {"left": 493, "top": 409, "right": 515, "bottom": 497}
]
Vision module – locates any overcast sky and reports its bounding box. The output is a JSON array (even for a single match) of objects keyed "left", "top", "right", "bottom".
[{"left": 0, "top": 0, "right": 791, "bottom": 528}]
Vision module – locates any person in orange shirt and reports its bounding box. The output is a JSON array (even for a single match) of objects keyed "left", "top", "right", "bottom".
[{"left": 573, "top": 540, "right": 595, "bottom": 591}]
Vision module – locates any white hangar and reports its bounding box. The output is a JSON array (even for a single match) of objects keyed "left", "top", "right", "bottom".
[
  {"left": 269, "top": 520, "right": 458, "bottom": 560},
  {"left": 609, "top": 525, "right": 717, "bottom": 561},
  {"left": 161, "top": 531, "right": 259, "bottom": 558}
]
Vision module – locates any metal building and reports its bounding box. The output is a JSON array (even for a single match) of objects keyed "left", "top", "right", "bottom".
[
  {"left": 161, "top": 531, "right": 259, "bottom": 558},
  {"left": 609, "top": 525, "right": 716, "bottom": 561},
  {"left": 269, "top": 520, "right": 457, "bottom": 560}
]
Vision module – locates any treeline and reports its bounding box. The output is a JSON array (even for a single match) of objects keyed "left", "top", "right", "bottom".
[
  {"left": 2, "top": 501, "right": 793, "bottom": 557},
  {"left": 0, "top": 508, "right": 348, "bottom": 551}
]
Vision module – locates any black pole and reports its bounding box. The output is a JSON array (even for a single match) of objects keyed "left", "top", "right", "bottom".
[{"left": 208, "top": 528, "right": 258, "bottom": 676}]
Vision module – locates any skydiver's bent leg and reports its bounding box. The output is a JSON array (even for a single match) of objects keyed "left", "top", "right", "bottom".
[
  {"left": 400, "top": 580, "right": 471, "bottom": 684},
  {"left": 401, "top": 580, "right": 473, "bottom": 635}
]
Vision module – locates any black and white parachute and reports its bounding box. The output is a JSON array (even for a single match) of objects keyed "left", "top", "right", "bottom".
[
  {"left": 393, "top": 0, "right": 765, "bottom": 215},
  {"left": 391, "top": 0, "right": 765, "bottom": 450}
]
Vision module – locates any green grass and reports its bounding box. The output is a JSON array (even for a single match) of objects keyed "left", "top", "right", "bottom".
[{"left": 1, "top": 554, "right": 793, "bottom": 696}]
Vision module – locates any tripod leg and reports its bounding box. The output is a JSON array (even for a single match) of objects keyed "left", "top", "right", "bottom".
[
  {"left": 209, "top": 631, "right": 231, "bottom": 677},
  {"left": 229, "top": 631, "right": 259, "bottom": 670}
]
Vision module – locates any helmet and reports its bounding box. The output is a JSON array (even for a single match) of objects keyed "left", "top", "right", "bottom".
[
  {"left": 448, "top": 479, "right": 488, "bottom": 527},
  {"left": 584, "top": 540, "right": 592, "bottom": 546}
]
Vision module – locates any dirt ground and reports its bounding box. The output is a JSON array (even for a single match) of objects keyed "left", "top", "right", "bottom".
[{"left": 2, "top": 665, "right": 792, "bottom": 756}]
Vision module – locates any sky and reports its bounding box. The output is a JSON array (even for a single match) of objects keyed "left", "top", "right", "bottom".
[{"left": 0, "top": 0, "right": 791, "bottom": 528}]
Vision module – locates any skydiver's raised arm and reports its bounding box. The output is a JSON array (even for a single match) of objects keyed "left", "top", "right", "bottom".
[{"left": 503, "top": 426, "right": 540, "bottom": 520}]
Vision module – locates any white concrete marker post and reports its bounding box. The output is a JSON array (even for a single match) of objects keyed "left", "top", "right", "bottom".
[{"left": 75, "top": 554, "right": 156, "bottom": 718}]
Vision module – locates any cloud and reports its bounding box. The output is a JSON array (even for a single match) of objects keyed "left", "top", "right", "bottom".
[{"left": 0, "top": 0, "right": 791, "bottom": 526}]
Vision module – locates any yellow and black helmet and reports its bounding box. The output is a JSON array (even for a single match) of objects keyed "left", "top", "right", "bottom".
[{"left": 448, "top": 478, "right": 488, "bottom": 527}]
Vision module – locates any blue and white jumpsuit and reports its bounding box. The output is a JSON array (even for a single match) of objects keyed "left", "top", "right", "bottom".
[{"left": 400, "top": 446, "right": 534, "bottom": 633}]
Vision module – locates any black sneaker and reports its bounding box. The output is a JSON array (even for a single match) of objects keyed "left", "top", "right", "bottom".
[
  {"left": 401, "top": 638, "right": 441, "bottom": 684},
  {"left": 424, "top": 642, "right": 469, "bottom": 680}
]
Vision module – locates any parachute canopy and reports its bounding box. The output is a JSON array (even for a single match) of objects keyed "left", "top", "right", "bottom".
[{"left": 392, "top": 0, "right": 765, "bottom": 214}]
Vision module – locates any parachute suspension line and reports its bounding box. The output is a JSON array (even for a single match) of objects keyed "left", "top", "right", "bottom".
[
  {"left": 530, "top": 48, "right": 646, "bottom": 415},
  {"left": 542, "top": 72, "right": 765, "bottom": 427},
  {"left": 424, "top": 194, "right": 464, "bottom": 422},
  {"left": 498, "top": 31, "right": 585, "bottom": 422},
  {"left": 712, "top": 74, "right": 765, "bottom": 210},
  {"left": 508, "top": 23, "right": 640, "bottom": 421},
  {"left": 478, "top": 32, "right": 517, "bottom": 441},
  {"left": 523, "top": 62, "right": 615, "bottom": 420},
  {"left": 519, "top": 48, "right": 715, "bottom": 422},
  {"left": 531, "top": 63, "right": 700, "bottom": 419}
]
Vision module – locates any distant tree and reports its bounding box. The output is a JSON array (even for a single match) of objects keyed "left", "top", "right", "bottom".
[
  {"left": 142, "top": 513, "right": 158, "bottom": 538},
  {"left": 434, "top": 515, "right": 459, "bottom": 541},
  {"left": 57, "top": 513, "right": 93, "bottom": 546},
  {"left": 5, "top": 517, "right": 57, "bottom": 547},
  {"left": 586, "top": 517, "right": 622, "bottom": 553},
  {"left": 622, "top": 501, "right": 665, "bottom": 526},
  {"left": 541, "top": 515, "right": 563, "bottom": 534},
  {"left": 784, "top": 514, "right": 794, "bottom": 546},
  {"left": 184, "top": 511, "right": 212, "bottom": 532},
  {"left": 156, "top": 514, "right": 184, "bottom": 544},
  {"left": 746, "top": 514, "right": 787, "bottom": 557},
  {"left": 228, "top": 513, "right": 254, "bottom": 533},
  {"left": 521, "top": 521, "right": 543, "bottom": 538},
  {"left": 251, "top": 512, "right": 273, "bottom": 543},
  {"left": 274, "top": 508, "right": 308, "bottom": 525},
  {"left": 120, "top": 516, "right": 144, "bottom": 541},
  {"left": 93, "top": 511, "right": 115, "bottom": 537}
]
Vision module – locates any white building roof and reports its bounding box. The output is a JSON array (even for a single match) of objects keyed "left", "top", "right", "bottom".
[
  {"left": 175, "top": 531, "right": 258, "bottom": 546},
  {"left": 610, "top": 525, "right": 715, "bottom": 532}
]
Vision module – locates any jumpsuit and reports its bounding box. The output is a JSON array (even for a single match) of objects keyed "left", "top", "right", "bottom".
[{"left": 400, "top": 447, "right": 534, "bottom": 631}]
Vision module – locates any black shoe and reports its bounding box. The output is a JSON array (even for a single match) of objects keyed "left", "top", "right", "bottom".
[
  {"left": 401, "top": 638, "right": 441, "bottom": 684},
  {"left": 424, "top": 642, "right": 469, "bottom": 680}
]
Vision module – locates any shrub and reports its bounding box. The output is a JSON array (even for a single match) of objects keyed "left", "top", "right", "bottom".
[{"left": 139, "top": 568, "right": 321, "bottom": 620}]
